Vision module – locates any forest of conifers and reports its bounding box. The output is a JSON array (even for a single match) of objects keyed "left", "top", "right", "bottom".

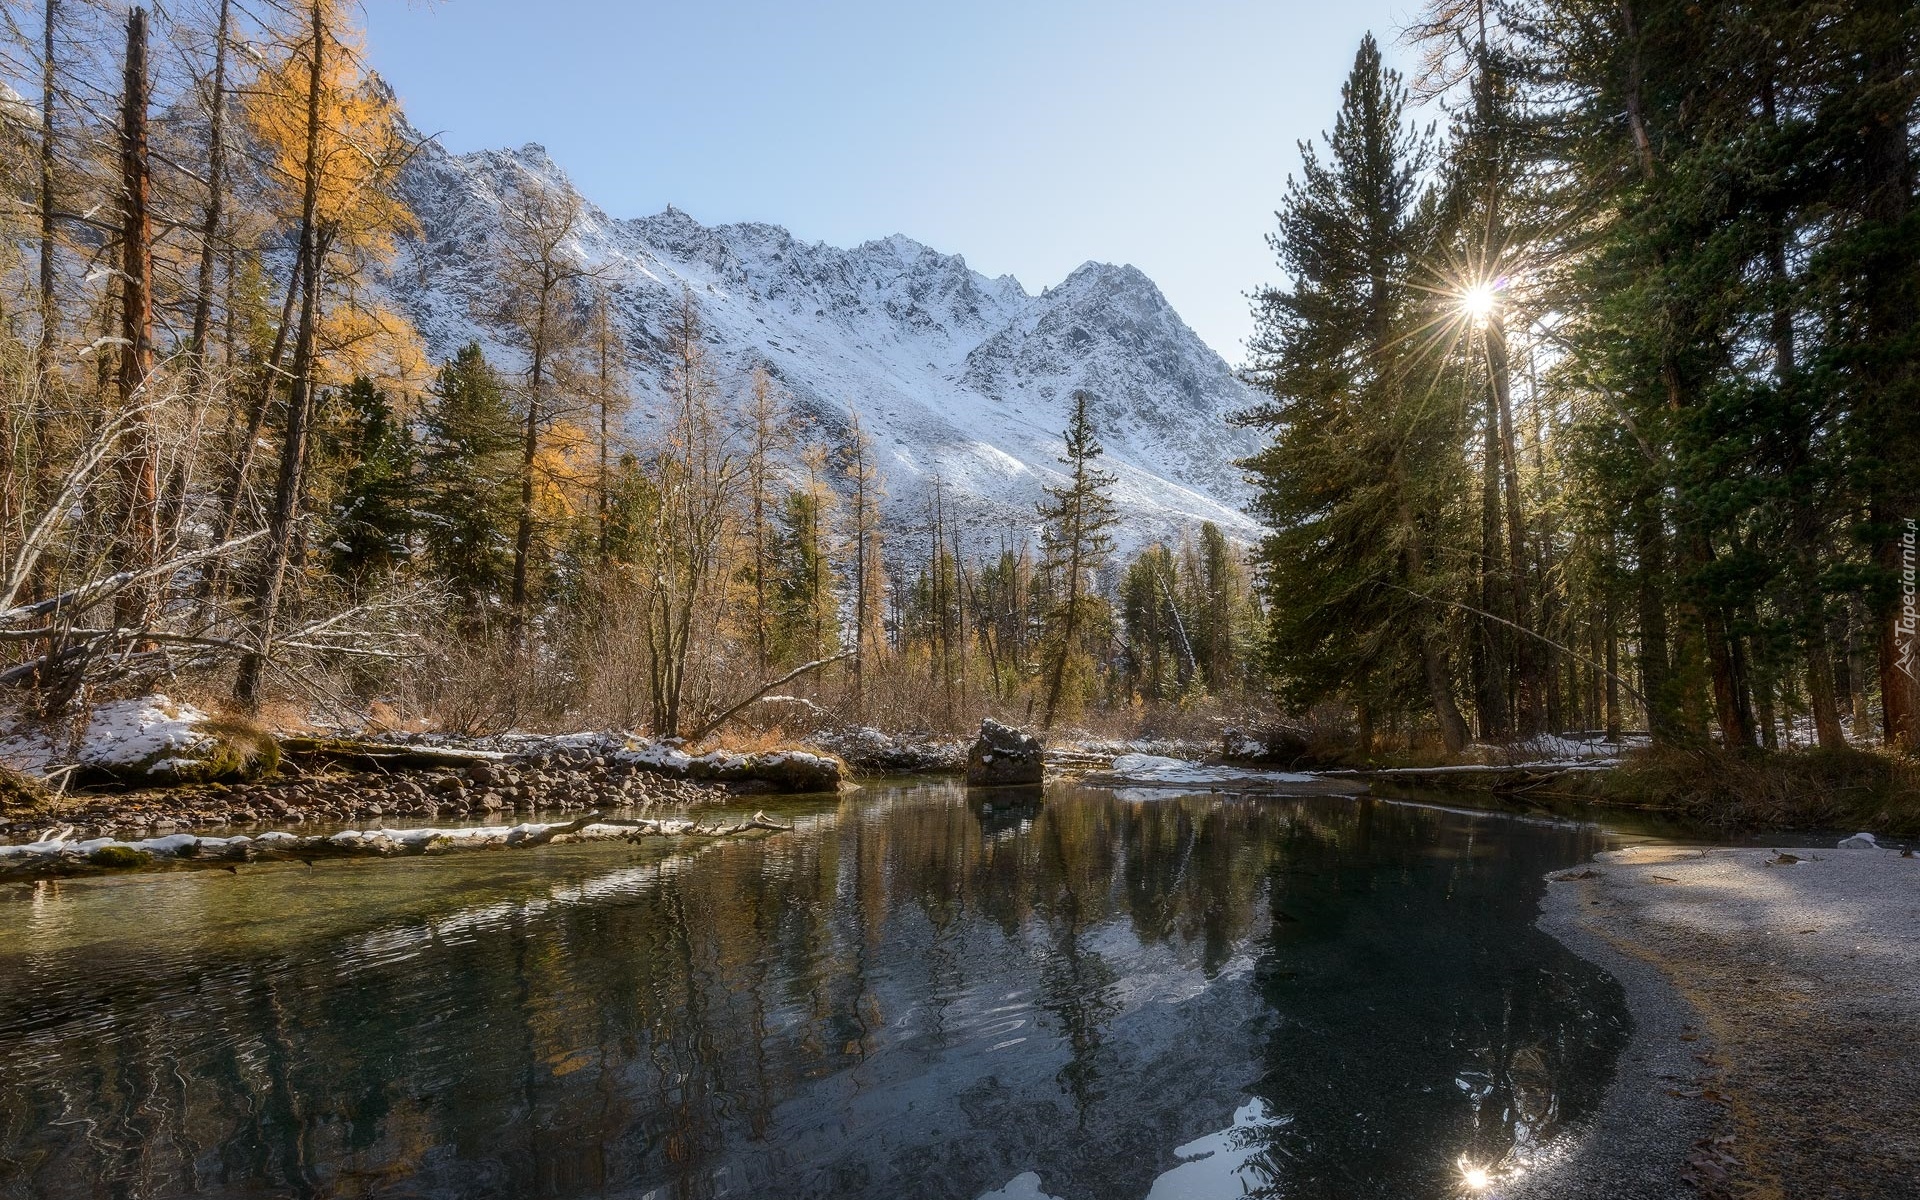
[
  {"left": 0, "top": 0, "right": 1915, "bottom": 758},
  {"left": 1242, "top": 2, "right": 1917, "bottom": 757},
  {"left": 0, "top": 0, "right": 1258, "bottom": 740}
]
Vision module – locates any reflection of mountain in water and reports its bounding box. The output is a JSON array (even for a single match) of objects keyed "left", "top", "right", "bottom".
[{"left": 0, "top": 783, "right": 1626, "bottom": 1199}]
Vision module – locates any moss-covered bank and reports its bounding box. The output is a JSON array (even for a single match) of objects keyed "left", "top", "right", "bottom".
[{"left": 1525, "top": 747, "right": 1920, "bottom": 837}]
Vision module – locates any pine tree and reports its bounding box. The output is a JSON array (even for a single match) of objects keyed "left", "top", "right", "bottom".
[
  {"left": 1189, "top": 521, "right": 1251, "bottom": 695},
  {"left": 417, "top": 343, "right": 519, "bottom": 615},
  {"left": 1121, "top": 544, "right": 1191, "bottom": 703},
  {"left": 327, "top": 376, "right": 415, "bottom": 593},
  {"left": 1037, "top": 391, "right": 1118, "bottom": 729},
  {"left": 1240, "top": 32, "right": 1471, "bottom": 751}
]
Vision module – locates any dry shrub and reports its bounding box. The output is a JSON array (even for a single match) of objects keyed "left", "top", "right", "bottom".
[
  {"left": 1, "top": 764, "right": 47, "bottom": 814},
  {"left": 395, "top": 632, "right": 575, "bottom": 735},
  {"left": 686, "top": 725, "right": 798, "bottom": 755}
]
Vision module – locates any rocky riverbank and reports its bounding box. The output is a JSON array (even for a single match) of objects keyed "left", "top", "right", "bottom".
[
  {"left": 1532, "top": 841, "right": 1920, "bottom": 1200},
  {"left": 0, "top": 809, "right": 799, "bottom": 879},
  {"left": 0, "top": 730, "right": 858, "bottom": 848},
  {"left": 0, "top": 746, "right": 727, "bottom": 846}
]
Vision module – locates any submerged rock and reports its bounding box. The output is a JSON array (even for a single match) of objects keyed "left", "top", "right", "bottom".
[{"left": 966, "top": 719, "right": 1044, "bottom": 787}]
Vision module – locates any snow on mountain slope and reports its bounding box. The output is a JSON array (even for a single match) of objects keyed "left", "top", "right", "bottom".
[{"left": 382, "top": 139, "right": 1263, "bottom": 552}]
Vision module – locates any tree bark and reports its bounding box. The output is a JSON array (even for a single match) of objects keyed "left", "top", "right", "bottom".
[
  {"left": 235, "top": 1, "right": 328, "bottom": 711},
  {"left": 189, "top": 0, "right": 231, "bottom": 391},
  {"left": 35, "top": 0, "right": 57, "bottom": 395},
  {"left": 1485, "top": 314, "right": 1540, "bottom": 734},
  {"left": 1856, "top": 6, "right": 1919, "bottom": 752},
  {"left": 115, "top": 7, "right": 160, "bottom": 635},
  {"left": 1476, "top": 401, "right": 1508, "bottom": 738},
  {"left": 1634, "top": 490, "right": 1681, "bottom": 744}
]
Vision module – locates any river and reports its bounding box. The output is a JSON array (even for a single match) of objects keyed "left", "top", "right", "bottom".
[{"left": 0, "top": 778, "right": 1641, "bottom": 1199}]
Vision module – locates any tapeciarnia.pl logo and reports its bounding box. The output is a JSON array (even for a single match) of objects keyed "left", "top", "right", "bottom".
[{"left": 1900, "top": 517, "right": 1918, "bottom": 682}]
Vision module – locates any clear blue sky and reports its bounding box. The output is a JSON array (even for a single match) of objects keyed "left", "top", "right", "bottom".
[{"left": 364, "top": 0, "right": 1420, "bottom": 363}]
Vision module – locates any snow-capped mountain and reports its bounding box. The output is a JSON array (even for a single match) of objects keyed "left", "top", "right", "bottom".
[{"left": 383, "top": 140, "right": 1263, "bottom": 551}]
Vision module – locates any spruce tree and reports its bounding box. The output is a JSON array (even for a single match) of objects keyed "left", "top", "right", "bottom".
[
  {"left": 1240, "top": 32, "right": 1471, "bottom": 752},
  {"left": 327, "top": 377, "right": 416, "bottom": 593},
  {"left": 418, "top": 343, "right": 520, "bottom": 617},
  {"left": 1037, "top": 391, "right": 1118, "bottom": 729}
]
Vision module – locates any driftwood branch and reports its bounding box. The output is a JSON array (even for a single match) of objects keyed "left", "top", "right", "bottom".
[
  {"left": 278, "top": 737, "right": 506, "bottom": 771},
  {"left": 0, "top": 810, "right": 799, "bottom": 878},
  {"left": 0, "top": 531, "right": 267, "bottom": 629},
  {"left": 686, "top": 649, "right": 854, "bottom": 741}
]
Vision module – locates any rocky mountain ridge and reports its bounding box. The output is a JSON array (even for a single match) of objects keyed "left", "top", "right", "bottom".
[{"left": 381, "top": 139, "right": 1264, "bottom": 550}]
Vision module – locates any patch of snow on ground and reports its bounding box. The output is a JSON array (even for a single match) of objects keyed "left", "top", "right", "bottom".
[
  {"left": 1106, "top": 753, "right": 1317, "bottom": 788},
  {"left": 76, "top": 695, "right": 215, "bottom": 772},
  {"left": 2, "top": 694, "right": 219, "bottom": 778}
]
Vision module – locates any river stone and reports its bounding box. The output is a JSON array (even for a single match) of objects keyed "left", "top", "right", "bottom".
[
  {"left": 79, "top": 700, "right": 281, "bottom": 788},
  {"left": 965, "top": 719, "right": 1044, "bottom": 787},
  {"left": 743, "top": 752, "right": 842, "bottom": 793}
]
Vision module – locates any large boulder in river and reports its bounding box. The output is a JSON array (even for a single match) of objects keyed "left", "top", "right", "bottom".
[
  {"left": 966, "top": 719, "right": 1044, "bottom": 787},
  {"left": 75, "top": 695, "right": 280, "bottom": 787},
  {"left": 671, "top": 748, "right": 844, "bottom": 793}
]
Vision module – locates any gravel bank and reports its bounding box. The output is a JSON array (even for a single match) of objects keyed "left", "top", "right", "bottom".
[
  {"left": 1533, "top": 842, "right": 1920, "bottom": 1200},
  {"left": 0, "top": 749, "right": 727, "bottom": 845}
]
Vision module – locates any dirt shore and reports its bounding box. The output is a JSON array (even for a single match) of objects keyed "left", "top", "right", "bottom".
[{"left": 1532, "top": 842, "right": 1920, "bottom": 1200}]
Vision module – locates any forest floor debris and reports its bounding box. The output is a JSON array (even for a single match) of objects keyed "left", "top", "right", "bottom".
[
  {"left": 1536, "top": 842, "right": 1920, "bottom": 1199},
  {"left": 1540, "top": 746, "right": 1920, "bottom": 836}
]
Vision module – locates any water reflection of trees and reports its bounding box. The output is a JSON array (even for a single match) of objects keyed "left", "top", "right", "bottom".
[
  {"left": 1238, "top": 798, "right": 1627, "bottom": 1198},
  {"left": 0, "top": 786, "right": 1624, "bottom": 1200}
]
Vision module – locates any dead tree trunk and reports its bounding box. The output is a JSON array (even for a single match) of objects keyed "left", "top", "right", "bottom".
[{"left": 115, "top": 6, "right": 160, "bottom": 634}]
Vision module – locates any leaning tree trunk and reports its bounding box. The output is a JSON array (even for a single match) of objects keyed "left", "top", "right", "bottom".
[{"left": 234, "top": 0, "right": 327, "bottom": 712}]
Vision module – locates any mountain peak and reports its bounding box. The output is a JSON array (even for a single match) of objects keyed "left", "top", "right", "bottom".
[{"left": 381, "top": 136, "right": 1262, "bottom": 547}]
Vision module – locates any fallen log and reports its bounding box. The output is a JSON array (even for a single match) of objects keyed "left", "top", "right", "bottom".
[
  {"left": 0, "top": 809, "right": 797, "bottom": 879},
  {"left": 277, "top": 736, "right": 507, "bottom": 771}
]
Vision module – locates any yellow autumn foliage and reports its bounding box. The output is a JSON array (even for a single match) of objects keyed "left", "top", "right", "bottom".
[
  {"left": 244, "top": 0, "right": 415, "bottom": 265},
  {"left": 534, "top": 419, "right": 598, "bottom": 521},
  {"left": 319, "top": 303, "right": 430, "bottom": 402}
]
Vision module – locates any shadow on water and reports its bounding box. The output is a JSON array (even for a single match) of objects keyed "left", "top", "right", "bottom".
[{"left": 0, "top": 779, "right": 1632, "bottom": 1200}]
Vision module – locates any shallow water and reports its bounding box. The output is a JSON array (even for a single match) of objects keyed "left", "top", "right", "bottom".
[{"left": 0, "top": 780, "right": 1636, "bottom": 1199}]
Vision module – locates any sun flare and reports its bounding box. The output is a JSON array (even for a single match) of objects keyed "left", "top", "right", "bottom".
[
  {"left": 1460, "top": 283, "right": 1498, "bottom": 322},
  {"left": 1456, "top": 1156, "right": 1495, "bottom": 1191}
]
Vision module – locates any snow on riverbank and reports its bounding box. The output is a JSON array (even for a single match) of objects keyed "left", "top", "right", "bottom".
[
  {"left": 3, "top": 695, "right": 217, "bottom": 777},
  {"left": 1532, "top": 839, "right": 1920, "bottom": 1198},
  {"left": 1106, "top": 754, "right": 1320, "bottom": 786},
  {"left": 1084, "top": 754, "right": 1366, "bottom": 799}
]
